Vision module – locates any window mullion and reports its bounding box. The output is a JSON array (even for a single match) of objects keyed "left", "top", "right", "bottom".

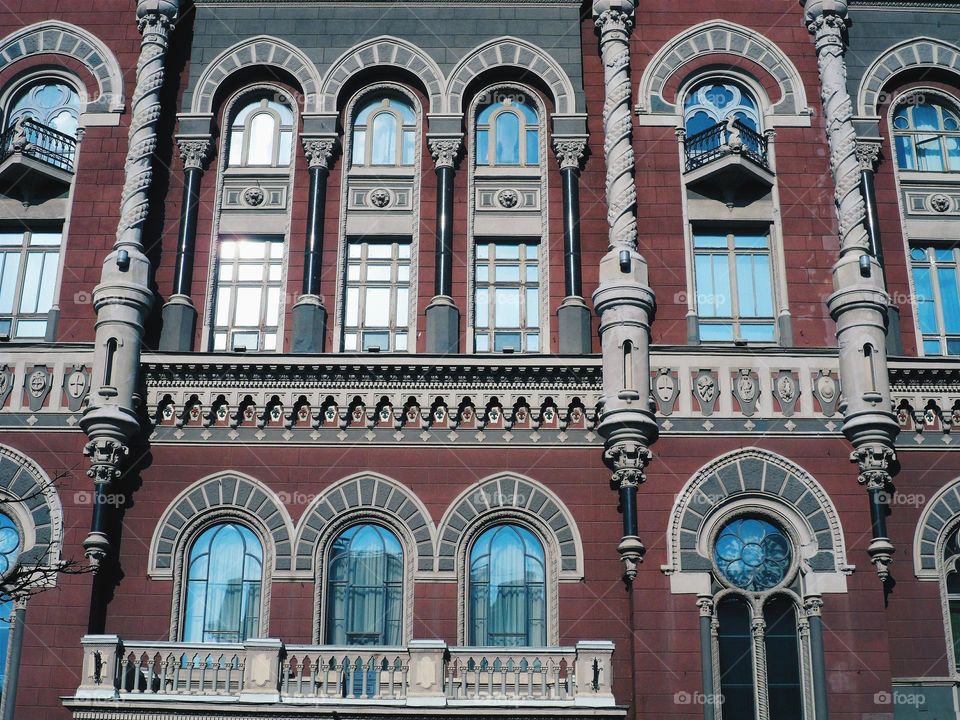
[{"left": 752, "top": 611, "right": 769, "bottom": 720}]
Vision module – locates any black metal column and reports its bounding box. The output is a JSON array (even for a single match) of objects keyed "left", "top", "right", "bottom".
[
  {"left": 303, "top": 165, "right": 329, "bottom": 297},
  {"left": 172, "top": 165, "right": 202, "bottom": 297},
  {"left": 435, "top": 164, "right": 454, "bottom": 298},
  {"left": 561, "top": 165, "right": 582, "bottom": 298}
]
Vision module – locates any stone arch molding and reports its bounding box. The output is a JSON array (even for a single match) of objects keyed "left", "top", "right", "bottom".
[
  {"left": 190, "top": 35, "right": 323, "bottom": 114},
  {"left": 0, "top": 444, "right": 63, "bottom": 576},
  {"left": 858, "top": 38, "right": 960, "bottom": 120},
  {"left": 663, "top": 448, "right": 851, "bottom": 594},
  {"left": 446, "top": 37, "right": 577, "bottom": 115},
  {"left": 0, "top": 21, "right": 125, "bottom": 119},
  {"left": 149, "top": 472, "right": 295, "bottom": 578},
  {"left": 294, "top": 473, "right": 436, "bottom": 576},
  {"left": 319, "top": 37, "right": 444, "bottom": 114},
  {"left": 637, "top": 20, "right": 811, "bottom": 126},
  {"left": 435, "top": 472, "right": 583, "bottom": 579},
  {"left": 913, "top": 477, "right": 960, "bottom": 580}
]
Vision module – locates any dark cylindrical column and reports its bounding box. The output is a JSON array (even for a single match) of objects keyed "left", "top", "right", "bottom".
[
  {"left": 619, "top": 483, "right": 638, "bottom": 538},
  {"left": 807, "top": 604, "right": 830, "bottom": 720},
  {"left": 860, "top": 168, "right": 885, "bottom": 270},
  {"left": 0, "top": 602, "right": 24, "bottom": 720},
  {"left": 435, "top": 165, "right": 454, "bottom": 298},
  {"left": 172, "top": 165, "right": 202, "bottom": 297},
  {"left": 868, "top": 486, "right": 887, "bottom": 541},
  {"left": 303, "top": 165, "right": 329, "bottom": 297},
  {"left": 561, "top": 166, "right": 582, "bottom": 298},
  {"left": 697, "top": 599, "right": 716, "bottom": 720}
]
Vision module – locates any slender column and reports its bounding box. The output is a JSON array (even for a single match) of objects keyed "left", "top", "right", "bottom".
[
  {"left": 592, "top": 0, "right": 658, "bottom": 582},
  {"left": 80, "top": 0, "right": 180, "bottom": 636},
  {"left": 804, "top": 596, "right": 829, "bottom": 720},
  {"left": 856, "top": 138, "right": 903, "bottom": 355},
  {"left": 696, "top": 596, "right": 716, "bottom": 720},
  {"left": 0, "top": 599, "right": 25, "bottom": 720},
  {"left": 425, "top": 137, "right": 462, "bottom": 354},
  {"left": 752, "top": 614, "right": 770, "bottom": 720},
  {"left": 291, "top": 137, "right": 336, "bottom": 353},
  {"left": 554, "top": 137, "right": 592, "bottom": 354},
  {"left": 803, "top": 0, "right": 899, "bottom": 582},
  {"left": 159, "top": 138, "right": 210, "bottom": 351}
]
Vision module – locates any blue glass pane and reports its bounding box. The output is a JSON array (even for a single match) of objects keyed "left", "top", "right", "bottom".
[
  {"left": 892, "top": 107, "right": 910, "bottom": 130},
  {"left": 495, "top": 112, "right": 521, "bottom": 165},
  {"left": 699, "top": 323, "right": 734, "bottom": 342},
  {"left": 686, "top": 111, "right": 714, "bottom": 137},
  {"left": 895, "top": 136, "right": 915, "bottom": 170},
  {"left": 733, "top": 233, "right": 768, "bottom": 249},
  {"left": 517, "top": 100, "right": 538, "bottom": 124},
  {"left": 0, "top": 599, "right": 12, "bottom": 694},
  {"left": 393, "top": 99, "right": 416, "bottom": 124},
  {"left": 355, "top": 99, "right": 379, "bottom": 125},
  {"left": 401, "top": 130, "right": 415, "bottom": 165},
  {"left": 917, "top": 135, "right": 945, "bottom": 171},
  {"left": 938, "top": 267, "right": 960, "bottom": 333},
  {"left": 717, "top": 599, "right": 756, "bottom": 719},
  {"left": 0, "top": 515, "right": 19, "bottom": 579},
  {"left": 371, "top": 112, "right": 398, "bottom": 165},
  {"left": 694, "top": 254, "right": 731, "bottom": 317},
  {"left": 713, "top": 517, "right": 792, "bottom": 591},
  {"left": 478, "top": 102, "right": 500, "bottom": 124},
  {"left": 694, "top": 233, "right": 727, "bottom": 248},
  {"left": 946, "top": 137, "right": 960, "bottom": 171},
  {"left": 736, "top": 254, "right": 773, "bottom": 317},
  {"left": 913, "top": 104, "right": 940, "bottom": 131},
  {"left": 739, "top": 323, "right": 775, "bottom": 342},
  {"left": 947, "top": 339, "right": 960, "bottom": 355},
  {"left": 525, "top": 129, "right": 539, "bottom": 164},
  {"left": 764, "top": 597, "right": 804, "bottom": 720},
  {"left": 923, "top": 338, "right": 943, "bottom": 355},
  {"left": 912, "top": 267, "right": 939, "bottom": 334},
  {"left": 476, "top": 129, "right": 489, "bottom": 166}
]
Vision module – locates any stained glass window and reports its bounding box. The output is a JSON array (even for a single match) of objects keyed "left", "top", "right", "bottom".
[{"left": 713, "top": 517, "right": 791, "bottom": 591}]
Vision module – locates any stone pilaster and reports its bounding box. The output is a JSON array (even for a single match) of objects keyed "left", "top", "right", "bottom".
[
  {"left": 803, "top": 0, "right": 899, "bottom": 581},
  {"left": 592, "top": 0, "right": 658, "bottom": 582},
  {"left": 79, "top": 0, "right": 181, "bottom": 568}
]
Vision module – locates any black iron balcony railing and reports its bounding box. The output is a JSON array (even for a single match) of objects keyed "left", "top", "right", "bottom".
[
  {"left": 0, "top": 118, "right": 77, "bottom": 174},
  {"left": 684, "top": 118, "right": 768, "bottom": 173}
]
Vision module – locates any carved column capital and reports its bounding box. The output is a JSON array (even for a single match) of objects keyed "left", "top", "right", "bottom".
[
  {"left": 177, "top": 138, "right": 211, "bottom": 171},
  {"left": 553, "top": 137, "right": 587, "bottom": 170},
  {"left": 803, "top": 595, "right": 824, "bottom": 618},
  {"left": 84, "top": 437, "right": 129, "bottom": 484},
  {"left": 301, "top": 137, "right": 337, "bottom": 170},
  {"left": 696, "top": 595, "right": 715, "bottom": 617},
  {"left": 428, "top": 137, "right": 463, "bottom": 169},
  {"left": 604, "top": 439, "right": 652, "bottom": 488},
  {"left": 594, "top": 5, "right": 635, "bottom": 38},
  {"left": 851, "top": 443, "right": 896, "bottom": 490},
  {"left": 855, "top": 138, "right": 882, "bottom": 171}
]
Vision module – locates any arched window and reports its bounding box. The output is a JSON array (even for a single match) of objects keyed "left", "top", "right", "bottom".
[
  {"left": 468, "top": 524, "right": 546, "bottom": 646},
  {"left": 475, "top": 98, "right": 540, "bottom": 167},
  {"left": 942, "top": 525, "right": 960, "bottom": 667},
  {"left": 5, "top": 79, "right": 80, "bottom": 138},
  {"left": 325, "top": 524, "right": 404, "bottom": 646},
  {"left": 893, "top": 97, "right": 960, "bottom": 172},
  {"left": 351, "top": 96, "right": 416, "bottom": 167},
  {"left": 227, "top": 97, "right": 294, "bottom": 168},
  {"left": 710, "top": 517, "right": 805, "bottom": 720},
  {"left": 684, "top": 80, "right": 760, "bottom": 136},
  {"left": 182, "top": 523, "right": 263, "bottom": 643}
]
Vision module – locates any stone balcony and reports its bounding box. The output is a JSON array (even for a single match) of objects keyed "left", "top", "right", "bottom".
[{"left": 64, "top": 636, "right": 620, "bottom": 719}]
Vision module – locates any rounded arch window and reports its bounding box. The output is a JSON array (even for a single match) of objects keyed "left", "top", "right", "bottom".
[
  {"left": 0, "top": 513, "right": 19, "bottom": 578},
  {"left": 892, "top": 95, "right": 960, "bottom": 172},
  {"left": 351, "top": 96, "right": 417, "bottom": 167},
  {"left": 683, "top": 80, "right": 760, "bottom": 136},
  {"left": 325, "top": 523, "right": 403, "bottom": 646},
  {"left": 942, "top": 524, "right": 960, "bottom": 668},
  {"left": 6, "top": 79, "right": 81, "bottom": 138},
  {"left": 182, "top": 522, "right": 263, "bottom": 642},
  {"left": 713, "top": 516, "right": 792, "bottom": 591},
  {"left": 227, "top": 95, "right": 295, "bottom": 168},
  {"left": 475, "top": 95, "right": 540, "bottom": 167},
  {"left": 468, "top": 523, "right": 546, "bottom": 646}
]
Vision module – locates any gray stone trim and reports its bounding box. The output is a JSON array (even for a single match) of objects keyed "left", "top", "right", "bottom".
[
  {"left": 446, "top": 37, "right": 577, "bottom": 115},
  {"left": 0, "top": 21, "right": 125, "bottom": 116},
  {"left": 319, "top": 37, "right": 444, "bottom": 114},
  {"left": 663, "top": 448, "right": 851, "bottom": 584},
  {"left": 435, "top": 472, "right": 584, "bottom": 580},
  {"left": 0, "top": 444, "right": 63, "bottom": 575},
  {"left": 913, "top": 478, "right": 960, "bottom": 579},
  {"left": 636, "top": 20, "right": 811, "bottom": 124},
  {"left": 148, "top": 471, "right": 295, "bottom": 578},
  {"left": 293, "top": 473, "right": 437, "bottom": 576},
  {"left": 190, "top": 35, "right": 322, "bottom": 114},
  {"left": 857, "top": 37, "right": 960, "bottom": 120}
]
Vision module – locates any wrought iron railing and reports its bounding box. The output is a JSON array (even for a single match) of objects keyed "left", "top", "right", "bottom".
[
  {"left": 684, "top": 118, "right": 769, "bottom": 173},
  {"left": 0, "top": 118, "right": 77, "bottom": 174}
]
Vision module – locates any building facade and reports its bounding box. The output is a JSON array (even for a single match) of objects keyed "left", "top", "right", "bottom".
[{"left": 0, "top": 0, "right": 955, "bottom": 718}]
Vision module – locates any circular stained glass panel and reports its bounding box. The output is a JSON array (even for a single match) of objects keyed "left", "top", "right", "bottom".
[
  {"left": 0, "top": 514, "right": 20, "bottom": 578},
  {"left": 713, "top": 517, "right": 791, "bottom": 591}
]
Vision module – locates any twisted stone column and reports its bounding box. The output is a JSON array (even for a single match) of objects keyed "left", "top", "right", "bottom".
[
  {"left": 592, "top": 0, "right": 657, "bottom": 582},
  {"left": 80, "top": 0, "right": 180, "bottom": 570},
  {"left": 803, "top": 0, "right": 899, "bottom": 582}
]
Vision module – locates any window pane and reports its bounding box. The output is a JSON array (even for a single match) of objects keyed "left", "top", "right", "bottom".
[
  {"left": 0, "top": 253, "right": 21, "bottom": 314},
  {"left": 917, "top": 134, "right": 945, "bottom": 172},
  {"left": 232, "top": 331, "right": 259, "bottom": 351},
  {"left": 740, "top": 323, "right": 776, "bottom": 342},
  {"left": 496, "top": 244, "right": 520, "bottom": 260},
  {"left": 14, "top": 320, "right": 46, "bottom": 338},
  {"left": 694, "top": 233, "right": 727, "bottom": 248},
  {"left": 352, "top": 129, "right": 367, "bottom": 165},
  {"left": 265, "top": 287, "right": 281, "bottom": 325},
  {"left": 476, "top": 129, "right": 489, "bottom": 166},
  {"left": 494, "top": 288, "right": 520, "bottom": 328},
  {"left": 527, "top": 333, "right": 539, "bottom": 352},
  {"left": 937, "top": 266, "right": 960, "bottom": 333},
  {"left": 494, "top": 332, "right": 522, "bottom": 352},
  {"left": 234, "top": 287, "right": 262, "bottom": 326},
  {"left": 364, "top": 287, "right": 391, "bottom": 326},
  {"left": 526, "top": 288, "right": 538, "bottom": 327},
  {"left": 18, "top": 253, "right": 43, "bottom": 313},
  {"left": 716, "top": 598, "right": 756, "bottom": 720},
  {"left": 475, "top": 288, "right": 489, "bottom": 328},
  {"left": 278, "top": 130, "right": 292, "bottom": 166},
  {"left": 29, "top": 232, "right": 61, "bottom": 246},
  {"left": 495, "top": 112, "right": 520, "bottom": 164},
  {"left": 396, "top": 288, "right": 409, "bottom": 327},
  {"left": 238, "top": 264, "right": 263, "bottom": 281},
  {"left": 923, "top": 338, "right": 943, "bottom": 355},
  {"left": 525, "top": 129, "right": 539, "bottom": 164},
  {"left": 402, "top": 130, "right": 416, "bottom": 165},
  {"left": 215, "top": 287, "right": 231, "bottom": 327},
  {"left": 736, "top": 253, "right": 773, "bottom": 318},
  {"left": 371, "top": 112, "right": 398, "bottom": 165},
  {"left": 247, "top": 113, "right": 276, "bottom": 165},
  {"left": 345, "top": 287, "right": 360, "bottom": 326},
  {"left": 895, "top": 135, "right": 915, "bottom": 170},
  {"left": 912, "top": 266, "right": 940, "bottom": 335},
  {"left": 496, "top": 265, "right": 520, "bottom": 282},
  {"left": 764, "top": 597, "right": 803, "bottom": 720},
  {"left": 699, "top": 322, "right": 734, "bottom": 342},
  {"left": 366, "top": 265, "right": 391, "bottom": 282},
  {"left": 35, "top": 251, "right": 59, "bottom": 313},
  {"left": 363, "top": 331, "right": 390, "bottom": 351}
]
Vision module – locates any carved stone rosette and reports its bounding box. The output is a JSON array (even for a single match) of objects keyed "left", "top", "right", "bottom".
[
  {"left": 301, "top": 137, "right": 336, "bottom": 170},
  {"left": 428, "top": 137, "right": 462, "bottom": 169}
]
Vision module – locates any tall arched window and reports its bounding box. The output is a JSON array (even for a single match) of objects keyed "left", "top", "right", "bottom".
[
  {"left": 475, "top": 97, "right": 539, "bottom": 167},
  {"left": 468, "top": 524, "right": 546, "bottom": 646},
  {"left": 227, "top": 97, "right": 294, "bottom": 168},
  {"left": 893, "top": 97, "right": 960, "bottom": 172},
  {"left": 182, "top": 523, "right": 263, "bottom": 643},
  {"left": 5, "top": 79, "right": 81, "bottom": 138},
  {"left": 684, "top": 80, "right": 760, "bottom": 136},
  {"left": 326, "top": 524, "right": 403, "bottom": 646},
  {"left": 710, "top": 517, "right": 805, "bottom": 720},
  {"left": 351, "top": 96, "right": 416, "bottom": 167},
  {"left": 942, "top": 525, "right": 960, "bottom": 667}
]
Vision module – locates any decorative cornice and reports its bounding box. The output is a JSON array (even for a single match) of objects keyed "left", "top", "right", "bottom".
[
  {"left": 301, "top": 137, "right": 337, "bottom": 170},
  {"left": 553, "top": 136, "right": 587, "bottom": 171},
  {"left": 428, "top": 137, "right": 463, "bottom": 169}
]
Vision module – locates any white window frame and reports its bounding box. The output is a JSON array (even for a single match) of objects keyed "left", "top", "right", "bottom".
[
  {"left": 350, "top": 96, "right": 417, "bottom": 168},
  {"left": 472, "top": 239, "right": 541, "bottom": 353},
  {"left": 0, "top": 228, "right": 63, "bottom": 340},
  {"left": 341, "top": 238, "right": 412, "bottom": 353},
  {"left": 909, "top": 244, "right": 960, "bottom": 356}
]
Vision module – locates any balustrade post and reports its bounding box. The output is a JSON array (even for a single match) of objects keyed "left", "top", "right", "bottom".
[
  {"left": 407, "top": 639, "right": 447, "bottom": 706},
  {"left": 239, "top": 638, "right": 283, "bottom": 703},
  {"left": 573, "top": 641, "right": 615, "bottom": 706},
  {"left": 76, "top": 634, "right": 122, "bottom": 699}
]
